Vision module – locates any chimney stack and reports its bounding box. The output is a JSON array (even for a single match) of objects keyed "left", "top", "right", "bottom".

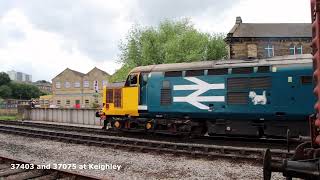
[{"left": 236, "top": 16, "right": 242, "bottom": 24}]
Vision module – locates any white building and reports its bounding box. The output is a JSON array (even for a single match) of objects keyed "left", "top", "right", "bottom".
[{"left": 7, "top": 70, "right": 32, "bottom": 83}]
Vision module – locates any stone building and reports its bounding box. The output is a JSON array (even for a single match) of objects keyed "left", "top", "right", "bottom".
[
  {"left": 52, "top": 67, "right": 110, "bottom": 108},
  {"left": 33, "top": 80, "right": 52, "bottom": 94},
  {"left": 225, "top": 17, "right": 312, "bottom": 59}
]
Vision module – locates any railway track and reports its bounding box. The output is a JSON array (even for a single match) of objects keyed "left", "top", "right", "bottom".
[
  {"left": 0, "top": 121, "right": 293, "bottom": 162},
  {"left": 0, "top": 155, "right": 99, "bottom": 180},
  {"left": 0, "top": 120, "right": 302, "bottom": 148}
]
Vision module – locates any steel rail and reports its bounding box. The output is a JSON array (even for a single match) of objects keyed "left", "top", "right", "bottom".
[
  {"left": 0, "top": 120, "right": 302, "bottom": 147},
  {"left": 0, "top": 123, "right": 293, "bottom": 162}
]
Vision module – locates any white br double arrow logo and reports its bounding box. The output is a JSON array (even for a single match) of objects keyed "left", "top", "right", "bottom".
[{"left": 173, "top": 77, "right": 225, "bottom": 110}]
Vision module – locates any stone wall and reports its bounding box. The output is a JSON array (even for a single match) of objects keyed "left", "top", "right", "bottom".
[
  {"left": 23, "top": 108, "right": 102, "bottom": 126},
  {"left": 230, "top": 39, "right": 312, "bottom": 59}
]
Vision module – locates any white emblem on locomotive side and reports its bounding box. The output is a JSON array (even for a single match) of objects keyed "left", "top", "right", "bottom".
[
  {"left": 173, "top": 77, "right": 225, "bottom": 110},
  {"left": 249, "top": 91, "right": 267, "bottom": 105}
]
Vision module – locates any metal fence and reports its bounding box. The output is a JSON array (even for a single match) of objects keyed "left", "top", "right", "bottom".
[{"left": 23, "top": 108, "right": 102, "bottom": 126}]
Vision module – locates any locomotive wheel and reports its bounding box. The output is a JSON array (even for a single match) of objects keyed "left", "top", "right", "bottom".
[
  {"left": 145, "top": 122, "right": 153, "bottom": 130},
  {"left": 114, "top": 120, "right": 122, "bottom": 129},
  {"left": 263, "top": 149, "right": 271, "bottom": 180}
]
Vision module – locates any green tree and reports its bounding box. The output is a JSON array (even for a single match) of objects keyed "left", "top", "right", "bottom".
[
  {"left": 112, "top": 19, "right": 227, "bottom": 82},
  {"left": 0, "top": 72, "right": 11, "bottom": 86},
  {"left": 0, "top": 85, "right": 12, "bottom": 98},
  {"left": 109, "top": 64, "right": 132, "bottom": 83},
  {"left": 9, "top": 82, "right": 42, "bottom": 100}
]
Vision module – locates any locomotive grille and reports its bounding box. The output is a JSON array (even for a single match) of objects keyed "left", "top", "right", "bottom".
[
  {"left": 250, "top": 77, "right": 271, "bottom": 89},
  {"left": 227, "top": 92, "right": 248, "bottom": 104},
  {"left": 161, "top": 89, "right": 172, "bottom": 105},
  {"left": 114, "top": 89, "right": 122, "bottom": 108},
  {"left": 227, "top": 78, "right": 249, "bottom": 90},
  {"left": 227, "top": 77, "right": 271, "bottom": 90}
]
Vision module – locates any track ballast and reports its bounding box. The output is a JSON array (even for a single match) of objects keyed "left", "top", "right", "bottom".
[{"left": 0, "top": 120, "right": 294, "bottom": 162}]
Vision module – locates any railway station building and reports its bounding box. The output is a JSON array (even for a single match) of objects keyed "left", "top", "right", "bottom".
[
  {"left": 51, "top": 67, "right": 110, "bottom": 108},
  {"left": 225, "top": 17, "right": 312, "bottom": 59}
]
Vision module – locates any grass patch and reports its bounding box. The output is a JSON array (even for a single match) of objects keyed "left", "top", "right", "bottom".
[{"left": 0, "top": 115, "right": 17, "bottom": 120}]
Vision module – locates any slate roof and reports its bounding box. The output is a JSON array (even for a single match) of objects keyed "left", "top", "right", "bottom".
[
  {"left": 52, "top": 67, "right": 109, "bottom": 80},
  {"left": 228, "top": 23, "right": 311, "bottom": 38}
]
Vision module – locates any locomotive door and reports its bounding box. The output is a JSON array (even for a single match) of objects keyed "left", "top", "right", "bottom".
[{"left": 139, "top": 72, "right": 148, "bottom": 110}]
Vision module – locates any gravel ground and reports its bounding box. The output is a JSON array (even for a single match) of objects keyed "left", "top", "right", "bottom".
[{"left": 0, "top": 133, "right": 285, "bottom": 180}]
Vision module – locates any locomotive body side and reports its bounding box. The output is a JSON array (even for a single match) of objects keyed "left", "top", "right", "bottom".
[
  {"left": 99, "top": 54, "right": 314, "bottom": 137},
  {"left": 145, "top": 63, "right": 314, "bottom": 136}
]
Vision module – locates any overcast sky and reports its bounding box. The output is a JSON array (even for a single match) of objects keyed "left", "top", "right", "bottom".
[{"left": 0, "top": 0, "right": 311, "bottom": 81}]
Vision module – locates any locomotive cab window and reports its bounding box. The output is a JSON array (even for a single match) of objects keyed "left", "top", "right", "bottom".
[{"left": 125, "top": 73, "right": 138, "bottom": 87}]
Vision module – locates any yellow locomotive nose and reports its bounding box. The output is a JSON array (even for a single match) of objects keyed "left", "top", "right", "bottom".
[
  {"left": 114, "top": 121, "right": 121, "bottom": 129},
  {"left": 145, "top": 122, "right": 152, "bottom": 130}
]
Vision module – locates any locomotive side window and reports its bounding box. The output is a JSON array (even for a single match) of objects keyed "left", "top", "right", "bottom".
[
  {"left": 161, "top": 81, "right": 172, "bottom": 105},
  {"left": 164, "top": 71, "right": 182, "bottom": 77},
  {"left": 139, "top": 73, "right": 149, "bottom": 85},
  {"left": 301, "top": 76, "right": 312, "bottom": 84},
  {"left": 106, "top": 89, "right": 114, "bottom": 103},
  {"left": 185, "top": 70, "right": 204, "bottom": 77},
  {"left": 257, "top": 66, "right": 270, "bottom": 73},
  {"left": 232, "top": 67, "right": 253, "bottom": 74},
  {"left": 208, "top": 68, "right": 228, "bottom": 75}
]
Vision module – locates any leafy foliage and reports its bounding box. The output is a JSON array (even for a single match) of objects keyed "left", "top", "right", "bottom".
[
  {"left": 111, "top": 19, "right": 227, "bottom": 82},
  {"left": 109, "top": 64, "right": 132, "bottom": 83},
  {"left": 0, "top": 72, "right": 11, "bottom": 86},
  {"left": 0, "top": 85, "right": 12, "bottom": 98},
  {"left": 0, "top": 72, "right": 42, "bottom": 100},
  {"left": 9, "top": 82, "right": 42, "bottom": 100}
]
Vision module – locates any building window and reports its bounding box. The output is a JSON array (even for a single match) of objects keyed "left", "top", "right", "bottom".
[
  {"left": 289, "top": 44, "right": 303, "bottom": 55},
  {"left": 296, "top": 44, "right": 303, "bottom": 54},
  {"left": 74, "top": 82, "right": 80, "bottom": 88},
  {"left": 85, "top": 99, "right": 89, "bottom": 104},
  {"left": 264, "top": 44, "right": 274, "bottom": 58},
  {"left": 83, "top": 80, "right": 89, "bottom": 88},
  {"left": 65, "top": 82, "right": 71, "bottom": 88},
  {"left": 57, "top": 100, "right": 61, "bottom": 105},
  {"left": 66, "top": 100, "right": 70, "bottom": 105},
  {"left": 56, "top": 82, "right": 61, "bottom": 89},
  {"left": 289, "top": 44, "right": 295, "bottom": 55}
]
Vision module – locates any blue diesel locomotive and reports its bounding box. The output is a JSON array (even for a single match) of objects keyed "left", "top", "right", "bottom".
[{"left": 99, "top": 54, "right": 314, "bottom": 137}]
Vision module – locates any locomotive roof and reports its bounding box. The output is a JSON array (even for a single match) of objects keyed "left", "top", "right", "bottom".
[{"left": 130, "top": 54, "right": 312, "bottom": 73}]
